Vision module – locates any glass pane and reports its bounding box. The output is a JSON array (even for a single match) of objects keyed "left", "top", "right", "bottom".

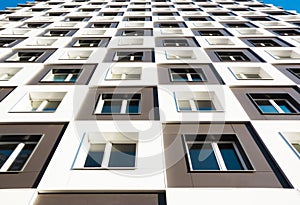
[
  {"left": 9, "top": 144, "right": 36, "bottom": 171},
  {"left": 188, "top": 143, "right": 219, "bottom": 170},
  {"left": 108, "top": 144, "right": 136, "bottom": 167},
  {"left": 190, "top": 74, "right": 203, "bottom": 81},
  {"left": 276, "top": 100, "right": 297, "bottom": 113},
  {"left": 53, "top": 74, "right": 67, "bottom": 82},
  {"left": 0, "top": 144, "right": 17, "bottom": 168},
  {"left": 101, "top": 100, "right": 122, "bottom": 113},
  {"left": 291, "top": 143, "right": 300, "bottom": 153},
  {"left": 195, "top": 100, "right": 215, "bottom": 111},
  {"left": 84, "top": 144, "right": 105, "bottom": 167},
  {"left": 125, "top": 74, "right": 140, "bottom": 80},
  {"left": 244, "top": 74, "right": 261, "bottom": 79},
  {"left": 70, "top": 74, "right": 78, "bottom": 82},
  {"left": 126, "top": 100, "right": 140, "bottom": 113},
  {"left": 178, "top": 100, "right": 191, "bottom": 111},
  {"left": 172, "top": 73, "right": 188, "bottom": 81},
  {"left": 219, "top": 143, "right": 244, "bottom": 170},
  {"left": 256, "top": 100, "right": 278, "bottom": 113},
  {"left": 111, "top": 74, "right": 122, "bottom": 79},
  {"left": 43, "top": 101, "right": 60, "bottom": 112}
]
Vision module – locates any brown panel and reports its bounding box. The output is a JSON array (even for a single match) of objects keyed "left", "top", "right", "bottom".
[
  {"left": 34, "top": 193, "right": 164, "bottom": 205},
  {"left": 231, "top": 86, "right": 300, "bottom": 120},
  {"left": 0, "top": 123, "right": 67, "bottom": 188},
  {"left": 163, "top": 123, "right": 285, "bottom": 188}
]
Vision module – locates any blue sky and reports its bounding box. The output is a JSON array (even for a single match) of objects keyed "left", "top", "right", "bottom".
[{"left": 0, "top": 0, "right": 299, "bottom": 12}]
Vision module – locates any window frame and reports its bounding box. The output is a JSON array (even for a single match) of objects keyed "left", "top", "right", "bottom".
[
  {"left": 183, "top": 134, "right": 254, "bottom": 172},
  {"left": 248, "top": 93, "right": 300, "bottom": 115},
  {"left": 169, "top": 68, "right": 207, "bottom": 82},
  {"left": 94, "top": 93, "right": 142, "bottom": 115},
  {"left": 0, "top": 134, "right": 43, "bottom": 172}
]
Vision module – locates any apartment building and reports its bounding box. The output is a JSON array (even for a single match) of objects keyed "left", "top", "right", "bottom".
[{"left": 0, "top": 0, "right": 299, "bottom": 204}]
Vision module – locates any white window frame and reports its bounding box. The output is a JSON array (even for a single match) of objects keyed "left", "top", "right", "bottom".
[
  {"left": 94, "top": 93, "right": 141, "bottom": 114},
  {"left": 184, "top": 136, "right": 249, "bottom": 171}
]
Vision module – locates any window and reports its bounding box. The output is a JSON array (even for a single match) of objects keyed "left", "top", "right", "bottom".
[
  {"left": 41, "top": 69, "right": 82, "bottom": 83},
  {"left": 215, "top": 51, "right": 250, "bottom": 62},
  {"left": 229, "top": 66, "right": 272, "bottom": 80},
  {"left": 223, "top": 22, "right": 256, "bottom": 28},
  {"left": 247, "top": 16, "right": 277, "bottom": 21},
  {"left": 157, "top": 38, "right": 199, "bottom": 47},
  {"left": 184, "top": 17, "right": 213, "bottom": 21},
  {"left": 64, "top": 17, "right": 90, "bottom": 22},
  {"left": 99, "top": 12, "right": 124, "bottom": 16},
  {"left": 70, "top": 38, "right": 110, "bottom": 47},
  {"left": 170, "top": 68, "right": 206, "bottom": 82},
  {"left": 42, "top": 29, "right": 77, "bottom": 37},
  {"left": 289, "top": 68, "right": 300, "bottom": 79},
  {"left": 46, "top": 12, "right": 68, "bottom": 16},
  {"left": 0, "top": 67, "right": 21, "bottom": 81},
  {"left": 116, "top": 29, "right": 153, "bottom": 36},
  {"left": 20, "top": 22, "right": 49, "bottom": 29},
  {"left": 249, "top": 93, "right": 300, "bottom": 114},
  {"left": 155, "top": 22, "right": 187, "bottom": 28},
  {"left": 108, "top": 50, "right": 154, "bottom": 62},
  {"left": 123, "top": 17, "right": 152, "bottom": 21},
  {"left": 128, "top": 8, "right": 151, "bottom": 12},
  {"left": 94, "top": 93, "right": 141, "bottom": 114},
  {"left": 271, "top": 29, "right": 300, "bottom": 36},
  {"left": 209, "top": 12, "right": 236, "bottom": 16},
  {"left": 242, "top": 38, "right": 291, "bottom": 47},
  {"left": 175, "top": 91, "right": 222, "bottom": 112},
  {"left": 10, "top": 92, "right": 66, "bottom": 113},
  {"left": 88, "top": 22, "right": 118, "bottom": 28},
  {"left": 114, "top": 51, "right": 143, "bottom": 62},
  {"left": 281, "top": 132, "right": 300, "bottom": 157},
  {"left": 184, "top": 134, "right": 252, "bottom": 171},
  {"left": 106, "top": 66, "right": 141, "bottom": 80},
  {"left": 0, "top": 38, "right": 21, "bottom": 47},
  {"left": 4, "top": 51, "right": 52, "bottom": 63},
  {"left": 0, "top": 135, "right": 41, "bottom": 172},
  {"left": 153, "top": 12, "right": 179, "bottom": 16},
  {"left": 84, "top": 143, "right": 136, "bottom": 168},
  {"left": 193, "top": 29, "right": 232, "bottom": 36}
]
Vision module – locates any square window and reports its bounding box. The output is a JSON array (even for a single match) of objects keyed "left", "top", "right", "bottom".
[
  {"left": 41, "top": 69, "right": 82, "bottom": 83},
  {"left": 155, "top": 22, "right": 187, "bottom": 28},
  {"left": 5, "top": 51, "right": 47, "bottom": 63},
  {"left": 170, "top": 68, "right": 206, "bottom": 82},
  {"left": 215, "top": 51, "right": 250, "bottom": 62},
  {"left": 175, "top": 91, "right": 222, "bottom": 112},
  {"left": 88, "top": 22, "right": 118, "bottom": 28},
  {"left": 163, "top": 39, "right": 189, "bottom": 47},
  {"left": 193, "top": 29, "right": 232, "bottom": 36},
  {"left": 10, "top": 92, "right": 66, "bottom": 113},
  {"left": 0, "top": 67, "right": 21, "bottom": 81},
  {"left": 0, "top": 38, "right": 21, "bottom": 47},
  {"left": 114, "top": 51, "right": 143, "bottom": 62},
  {"left": 94, "top": 93, "right": 141, "bottom": 114},
  {"left": 249, "top": 93, "right": 300, "bottom": 114},
  {"left": 116, "top": 29, "right": 152, "bottom": 36},
  {"left": 0, "top": 135, "right": 41, "bottom": 172},
  {"left": 106, "top": 66, "right": 141, "bottom": 80},
  {"left": 242, "top": 38, "right": 291, "bottom": 47},
  {"left": 223, "top": 22, "right": 256, "bottom": 28},
  {"left": 271, "top": 29, "right": 300, "bottom": 36},
  {"left": 70, "top": 38, "right": 110, "bottom": 47},
  {"left": 229, "top": 66, "right": 272, "bottom": 80},
  {"left": 43, "top": 29, "right": 77, "bottom": 37},
  {"left": 184, "top": 134, "right": 252, "bottom": 171}
]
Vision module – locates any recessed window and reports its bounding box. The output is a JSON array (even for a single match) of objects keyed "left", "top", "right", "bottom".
[
  {"left": 170, "top": 68, "right": 206, "bottom": 82},
  {"left": 223, "top": 22, "right": 256, "bottom": 28},
  {"left": 166, "top": 50, "right": 196, "bottom": 60},
  {"left": 99, "top": 12, "right": 124, "bottom": 17},
  {"left": 0, "top": 38, "right": 22, "bottom": 47},
  {"left": 249, "top": 93, "right": 300, "bottom": 114},
  {"left": 175, "top": 91, "right": 222, "bottom": 112},
  {"left": 163, "top": 39, "right": 189, "bottom": 47},
  {"left": 153, "top": 12, "right": 179, "bottom": 16},
  {"left": 116, "top": 29, "right": 153, "bottom": 36},
  {"left": 123, "top": 17, "right": 152, "bottom": 21},
  {"left": 281, "top": 132, "right": 300, "bottom": 157},
  {"left": 184, "top": 17, "right": 214, "bottom": 21},
  {"left": 184, "top": 134, "right": 252, "bottom": 171},
  {"left": 107, "top": 49, "right": 154, "bottom": 62},
  {"left": 288, "top": 68, "right": 300, "bottom": 79},
  {"left": 209, "top": 12, "right": 236, "bottom": 16},
  {"left": 94, "top": 93, "right": 141, "bottom": 114},
  {"left": 20, "top": 22, "right": 49, "bottom": 29},
  {"left": 88, "top": 22, "right": 118, "bottom": 28},
  {"left": 46, "top": 12, "right": 68, "bottom": 16},
  {"left": 229, "top": 66, "right": 272, "bottom": 80},
  {"left": 193, "top": 29, "right": 232, "bottom": 36},
  {"left": 0, "top": 67, "right": 21, "bottom": 81},
  {"left": 84, "top": 143, "right": 136, "bottom": 168},
  {"left": 106, "top": 66, "right": 141, "bottom": 80},
  {"left": 60, "top": 50, "right": 92, "bottom": 60},
  {"left": 128, "top": 8, "right": 151, "bottom": 12},
  {"left": 80, "top": 8, "right": 101, "bottom": 12},
  {"left": 64, "top": 17, "right": 90, "bottom": 22},
  {"left": 271, "top": 29, "right": 300, "bottom": 36},
  {"left": 6, "top": 16, "right": 29, "bottom": 22},
  {"left": 242, "top": 38, "right": 291, "bottom": 47},
  {"left": 4, "top": 51, "right": 52, "bottom": 63},
  {"left": 114, "top": 51, "right": 143, "bottom": 62},
  {"left": 41, "top": 69, "right": 82, "bottom": 83},
  {"left": 266, "top": 50, "right": 300, "bottom": 60},
  {"left": 0, "top": 135, "right": 41, "bottom": 172},
  {"left": 155, "top": 22, "right": 187, "bottom": 28},
  {"left": 215, "top": 51, "right": 250, "bottom": 62},
  {"left": 247, "top": 16, "right": 277, "bottom": 21},
  {"left": 42, "top": 29, "right": 77, "bottom": 37},
  {"left": 70, "top": 38, "right": 110, "bottom": 47},
  {"left": 10, "top": 92, "right": 66, "bottom": 113}
]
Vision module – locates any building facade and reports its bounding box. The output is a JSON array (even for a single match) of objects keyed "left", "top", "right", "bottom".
[{"left": 0, "top": 0, "right": 299, "bottom": 204}]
